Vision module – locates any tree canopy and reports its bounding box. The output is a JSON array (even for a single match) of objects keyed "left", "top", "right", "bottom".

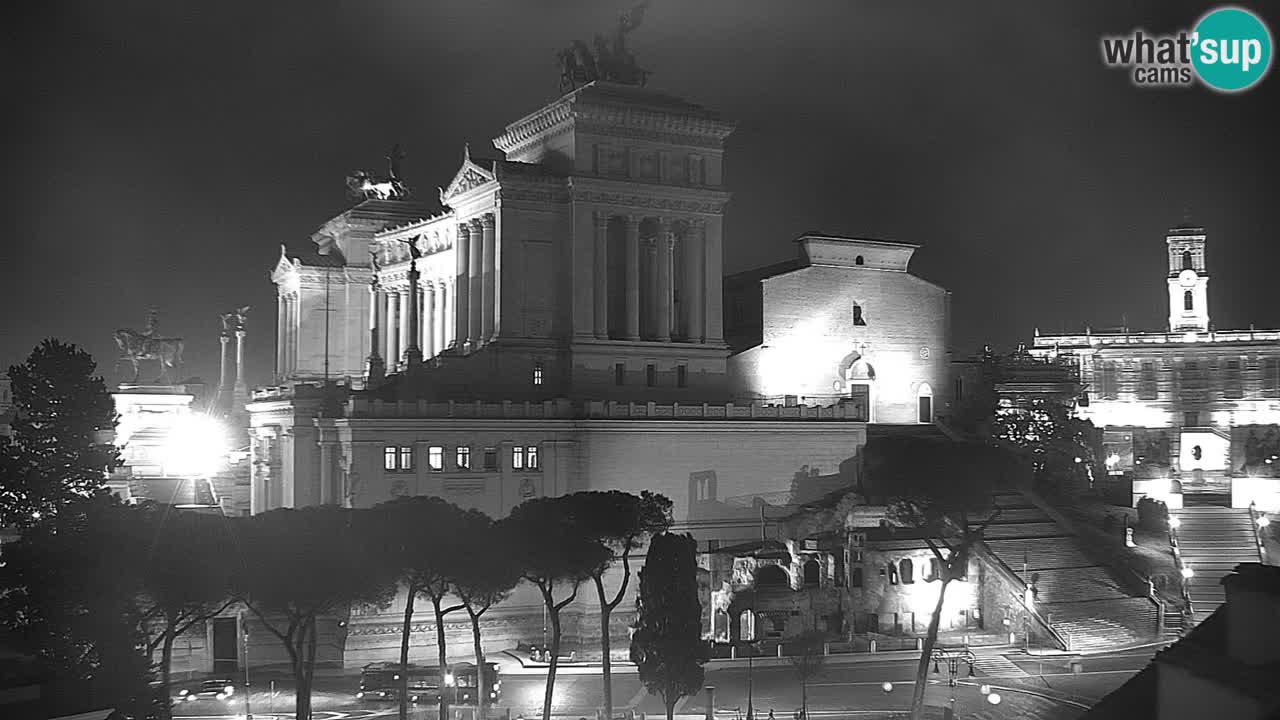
[
  {"left": 630, "top": 532, "right": 709, "bottom": 720},
  {"left": 1, "top": 340, "right": 118, "bottom": 528}
]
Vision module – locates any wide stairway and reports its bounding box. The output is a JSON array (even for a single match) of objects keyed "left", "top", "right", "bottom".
[
  {"left": 981, "top": 491, "right": 1159, "bottom": 652},
  {"left": 1171, "top": 503, "right": 1262, "bottom": 625}
]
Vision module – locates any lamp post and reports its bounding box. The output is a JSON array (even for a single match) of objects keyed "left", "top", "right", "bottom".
[
  {"left": 930, "top": 648, "right": 974, "bottom": 720},
  {"left": 241, "top": 611, "right": 253, "bottom": 720},
  {"left": 742, "top": 613, "right": 759, "bottom": 720}
]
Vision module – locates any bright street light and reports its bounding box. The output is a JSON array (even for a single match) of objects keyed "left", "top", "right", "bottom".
[
  {"left": 1181, "top": 566, "right": 1195, "bottom": 579},
  {"left": 1259, "top": 515, "right": 1272, "bottom": 528},
  {"left": 162, "top": 413, "right": 228, "bottom": 478},
  {"left": 1169, "top": 516, "right": 1181, "bottom": 529}
]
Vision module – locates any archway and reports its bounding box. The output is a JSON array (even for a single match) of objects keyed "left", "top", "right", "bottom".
[
  {"left": 803, "top": 559, "right": 820, "bottom": 586},
  {"left": 755, "top": 564, "right": 789, "bottom": 589}
]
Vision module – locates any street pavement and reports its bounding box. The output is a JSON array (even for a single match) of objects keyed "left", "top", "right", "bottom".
[{"left": 173, "top": 646, "right": 1160, "bottom": 720}]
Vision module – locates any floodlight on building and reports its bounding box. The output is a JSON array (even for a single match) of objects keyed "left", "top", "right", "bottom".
[
  {"left": 1169, "top": 517, "right": 1181, "bottom": 529},
  {"left": 1181, "top": 566, "right": 1195, "bottom": 579},
  {"left": 161, "top": 413, "right": 229, "bottom": 478}
]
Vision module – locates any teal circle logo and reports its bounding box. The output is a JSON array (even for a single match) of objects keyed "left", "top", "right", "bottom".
[{"left": 1192, "top": 7, "right": 1272, "bottom": 92}]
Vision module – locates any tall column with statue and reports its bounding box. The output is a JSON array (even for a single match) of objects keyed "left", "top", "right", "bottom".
[
  {"left": 401, "top": 238, "right": 423, "bottom": 368},
  {"left": 232, "top": 306, "right": 250, "bottom": 410},
  {"left": 367, "top": 251, "right": 386, "bottom": 384}
]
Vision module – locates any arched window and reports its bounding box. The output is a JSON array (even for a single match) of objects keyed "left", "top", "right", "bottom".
[
  {"left": 917, "top": 383, "right": 934, "bottom": 424},
  {"left": 927, "top": 558, "right": 941, "bottom": 582},
  {"left": 899, "top": 558, "right": 915, "bottom": 584},
  {"left": 1184, "top": 290, "right": 1194, "bottom": 311},
  {"left": 853, "top": 303, "right": 866, "bottom": 326},
  {"left": 851, "top": 566, "right": 864, "bottom": 588},
  {"left": 887, "top": 563, "right": 899, "bottom": 585},
  {"left": 1182, "top": 250, "right": 1193, "bottom": 271},
  {"left": 803, "top": 559, "right": 820, "bottom": 587},
  {"left": 755, "top": 564, "right": 788, "bottom": 589},
  {"left": 855, "top": 255, "right": 865, "bottom": 266},
  {"left": 738, "top": 610, "right": 756, "bottom": 642}
]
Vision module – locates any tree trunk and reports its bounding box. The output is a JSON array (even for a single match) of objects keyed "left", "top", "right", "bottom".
[
  {"left": 293, "top": 619, "right": 313, "bottom": 720},
  {"left": 910, "top": 578, "right": 952, "bottom": 720},
  {"left": 470, "top": 610, "right": 486, "bottom": 720},
  {"left": 594, "top": 575, "right": 614, "bottom": 720},
  {"left": 541, "top": 592, "right": 562, "bottom": 720},
  {"left": 400, "top": 588, "right": 417, "bottom": 720},
  {"left": 801, "top": 675, "right": 807, "bottom": 720},
  {"left": 664, "top": 692, "right": 676, "bottom": 720},
  {"left": 160, "top": 625, "right": 177, "bottom": 720},
  {"left": 433, "top": 597, "right": 451, "bottom": 720}
]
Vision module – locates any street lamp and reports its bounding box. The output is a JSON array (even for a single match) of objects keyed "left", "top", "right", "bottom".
[
  {"left": 241, "top": 611, "right": 253, "bottom": 720},
  {"left": 741, "top": 613, "right": 760, "bottom": 720},
  {"left": 930, "top": 648, "right": 975, "bottom": 720}
]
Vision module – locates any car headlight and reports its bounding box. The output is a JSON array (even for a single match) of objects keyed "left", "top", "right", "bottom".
[
  {"left": 178, "top": 690, "right": 189, "bottom": 697},
  {"left": 356, "top": 692, "right": 365, "bottom": 699},
  {"left": 186, "top": 695, "right": 196, "bottom": 702},
  {"left": 490, "top": 691, "right": 497, "bottom": 698},
  {"left": 444, "top": 673, "right": 454, "bottom": 686},
  {"left": 410, "top": 695, "right": 419, "bottom": 703}
]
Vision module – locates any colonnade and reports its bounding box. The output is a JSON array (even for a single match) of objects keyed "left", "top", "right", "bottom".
[
  {"left": 276, "top": 291, "right": 299, "bottom": 378},
  {"left": 591, "top": 212, "right": 709, "bottom": 343},
  {"left": 372, "top": 277, "right": 456, "bottom": 369}
]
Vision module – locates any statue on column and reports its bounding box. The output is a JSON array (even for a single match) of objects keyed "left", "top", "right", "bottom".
[{"left": 114, "top": 309, "right": 185, "bottom": 384}]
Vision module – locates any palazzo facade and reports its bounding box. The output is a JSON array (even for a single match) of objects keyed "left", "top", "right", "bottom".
[{"left": 1031, "top": 225, "right": 1280, "bottom": 510}]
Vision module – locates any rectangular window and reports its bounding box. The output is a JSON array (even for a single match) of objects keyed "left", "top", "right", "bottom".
[
  {"left": 1184, "top": 411, "right": 1200, "bottom": 427},
  {"left": 428, "top": 446, "right": 444, "bottom": 471},
  {"left": 677, "top": 365, "right": 688, "bottom": 388},
  {"left": 1138, "top": 361, "right": 1158, "bottom": 400},
  {"left": 385, "top": 445, "right": 413, "bottom": 472},
  {"left": 1265, "top": 358, "right": 1280, "bottom": 394},
  {"left": 483, "top": 447, "right": 498, "bottom": 471},
  {"left": 1224, "top": 359, "right": 1243, "bottom": 399},
  {"left": 646, "top": 364, "right": 656, "bottom": 387},
  {"left": 513, "top": 446, "right": 525, "bottom": 470},
  {"left": 456, "top": 446, "right": 471, "bottom": 470},
  {"left": 527, "top": 445, "right": 540, "bottom": 471},
  {"left": 1099, "top": 361, "right": 1118, "bottom": 400},
  {"left": 614, "top": 363, "right": 625, "bottom": 386},
  {"left": 533, "top": 362, "right": 544, "bottom": 386},
  {"left": 1181, "top": 360, "right": 1207, "bottom": 390}
]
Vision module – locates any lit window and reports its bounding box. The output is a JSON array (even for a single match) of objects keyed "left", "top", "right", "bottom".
[
  {"left": 428, "top": 446, "right": 444, "bottom": 471},
  {"left": 899, "top": 559, "right": 914, "bottom": 584},
  {"left": 385, "top": 445, "right": 413, "bottom": 472},
  {"left": 513, "top": 446, "right": 525, "bottom": 470},
  {"left": 533, "top": 362, "right": 544, "bottom": 386},
  {"left": 677, "top": 365, "right": 688, "bottom": 388},
  {"left": 646, "top": 364, "right": 656, "bottom": 387},
  {"left": 853, "top": 304, "right": 866, "bottom": 326},
  {"left": 456, "top": 446, "right": 471, "bottom": 470},
  {"left": 527, "top": 445, "right": 540, "bottom": 471},
  {"left": 483, "top": 447, "right": 498, "bottom": 471}
]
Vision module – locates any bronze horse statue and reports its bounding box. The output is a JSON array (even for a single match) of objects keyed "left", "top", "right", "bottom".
[{"left": 114, "top": 328, "right": 185, "bottom": 384}]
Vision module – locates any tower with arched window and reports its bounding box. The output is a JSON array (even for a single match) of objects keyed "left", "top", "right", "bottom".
[{"left": 1166, "top": 225, "right": 1209, "bottom": 333}]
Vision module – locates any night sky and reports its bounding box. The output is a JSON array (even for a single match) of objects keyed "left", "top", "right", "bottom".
[{"left": 4, "top": 1, "right": 1278, "bottom": 388}]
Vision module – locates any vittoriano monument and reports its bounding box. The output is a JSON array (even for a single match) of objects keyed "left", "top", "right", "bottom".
[
  {"left": 558, "top": 1, "right": 651, "bottom": 94},
  {"left": 114, "top": 308, "right": 185, "bottom": 384}
]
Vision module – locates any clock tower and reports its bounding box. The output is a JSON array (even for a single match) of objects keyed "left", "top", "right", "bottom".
[{"left": 1166, "top": 224, "right": 1209, "bottom": 333}]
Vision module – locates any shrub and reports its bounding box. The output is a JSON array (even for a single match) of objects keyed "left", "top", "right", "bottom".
[{"left": 1136, "top": 497, "right": 1169, "bottom": 531}]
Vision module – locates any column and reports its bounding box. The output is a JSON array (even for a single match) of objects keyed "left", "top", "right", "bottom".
[
  {"left": 398, "top": 287, "right": 412, "bottom": 366},
  {"left": 439, "top": 281, "right": 451, "bottom": 350},
  {"left": 646, "top": 239, "right": 659, "bottom": 340},
  {"left": 684, "top": 220, "right": 705, "bottom": 343},
  {"left": 481, "top": 213, "right": 497, "bottom": 342},
  {"left": 404, "top": 257, "right": 422, "bottom": 367},
  {"left": 625, "top": 215, "right": 640, "bottom": 340},
  {"left": 319, "top": 442, "right": 334, "bottom": 505},
  {"left": 234, "top": 328, "right": 248, "bottom": 399},
  {"left": 383, "top": 290, "right": 395, "bottom": 364},
  {"left": 219, "top": 333, "right": 231, "bottom": 396},
  {"left": 593, "top": 211, "right": 609, "bottom": 338},
  {"left": 423, "top": 283, "right": 436, "bottom": 358},
  {"left": 285, "top": 294, "right": 296, "bottom": 377},
  {"left": 276, "top": 296, "right": 286, "bottom": 380},
  {"left": 387, "top": 291, "right": 400, "bottom": 366},
  {"left": 469, "top": 218, "right": 484, "bottom": 347},
  {"left": 657, "top": 218, "right": 673, "bottom": 342},
  {"left": 366, "top": 285, "right": 385, "bottom": 383},
  {"left": 455, "top": 223, "right": 471, "bottom": 351},
  {"left": 703, "top": 216, "right": 725, "bottom": 344}
]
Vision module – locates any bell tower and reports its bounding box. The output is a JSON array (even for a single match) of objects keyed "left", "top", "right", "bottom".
[{"left": 1167, "top": 224, "right": 1209, "bottom": 333}]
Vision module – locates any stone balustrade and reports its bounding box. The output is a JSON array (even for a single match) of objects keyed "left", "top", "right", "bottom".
[
  {"left": 342, "top": 397, "right": 868, "bottom": 421},
  {"left": 1034, "top": 328, "right": 1280, "bottom": 348}
]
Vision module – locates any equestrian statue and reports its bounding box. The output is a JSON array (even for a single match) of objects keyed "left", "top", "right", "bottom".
[{"left": 114, "top": 308, "right": 185, "bottom": 384}]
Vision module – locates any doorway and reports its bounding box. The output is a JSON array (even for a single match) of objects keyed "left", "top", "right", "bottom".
[{"left": 211, "top": 617, "right": 238, "bottom": 674}]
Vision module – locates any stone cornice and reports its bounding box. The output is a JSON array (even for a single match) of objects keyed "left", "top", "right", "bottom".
[
  {"left": 568, "top": 177, "right": 731, "bottom": 215},
  {"left": 493, "top": 100, "right": 575, "bottom": 154}
]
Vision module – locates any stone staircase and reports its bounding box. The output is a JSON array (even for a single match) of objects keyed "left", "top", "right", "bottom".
[
  {"left": 981, "top": 492, "right": 1160, "bottom": 652},
  {"left": 1171, "top": 505, "right": 1262, "bottom": 624}
]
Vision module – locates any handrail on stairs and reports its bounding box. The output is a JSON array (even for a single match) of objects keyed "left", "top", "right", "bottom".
[
  {"left": 1249, "top": 501, "right": 1268, "bottom": 562},
  {"left": 972, "top": 540, "right": 1072, "bottom": 651},
  {"left": 1168, "top": 522, "right": 1195, "bottom": 621}
]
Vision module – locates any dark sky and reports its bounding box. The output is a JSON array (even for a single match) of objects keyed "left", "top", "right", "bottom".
[{"left": 4, "top": 1, "right": 1278, "bottom": 388}]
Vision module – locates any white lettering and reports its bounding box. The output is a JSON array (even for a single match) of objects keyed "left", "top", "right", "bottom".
[
  {"left": 1242, "top": 39, "right": 1262, "bottom": 72},
  {"left": 1200, "top": 38, "right": 1219, "bottom": 64}
]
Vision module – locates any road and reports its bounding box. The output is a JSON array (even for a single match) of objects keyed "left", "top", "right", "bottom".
[{"left": 173, "top": 646, "right": 1159, "bottom": 720}]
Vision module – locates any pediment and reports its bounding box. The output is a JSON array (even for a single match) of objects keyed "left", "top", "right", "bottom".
[
  {"left": 270, "top": 245, "right": 298, "bottom": 284},
  {"left": 440, "top": 148, "right": 496, "bottom": 204}
]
